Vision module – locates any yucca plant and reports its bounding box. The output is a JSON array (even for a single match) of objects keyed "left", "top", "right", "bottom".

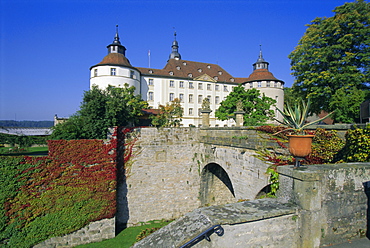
[{"left": 275, "top": 98, "right": 334, "bottom": 135}]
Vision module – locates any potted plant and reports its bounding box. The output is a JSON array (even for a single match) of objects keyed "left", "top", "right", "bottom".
[{"left": 275, "top": 98, "right": 333, "bottom": 166}]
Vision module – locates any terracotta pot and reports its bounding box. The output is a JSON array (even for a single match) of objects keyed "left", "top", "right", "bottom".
[{"left": 287, "top": 135, "right": 315, "bottom": 157}]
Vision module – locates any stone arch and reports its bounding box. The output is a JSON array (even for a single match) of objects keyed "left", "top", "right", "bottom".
[
  {"left": 255, "top": 184, "right": 272, "bottom": 199},
  {"left": 200, "top": 163, "right": 235, "bottom": 207}
]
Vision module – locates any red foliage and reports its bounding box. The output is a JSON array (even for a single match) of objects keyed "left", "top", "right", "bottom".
[{"left": 6, "top": 127, "right": 138, "bottom": 227}]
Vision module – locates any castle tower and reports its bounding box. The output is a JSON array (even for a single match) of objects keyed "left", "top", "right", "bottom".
[
  {"left": 243, "top": 47, "right": 285, "bottom": 121},
  {"left": 90, "top": 25, "right": 141, "bottom": 95}
]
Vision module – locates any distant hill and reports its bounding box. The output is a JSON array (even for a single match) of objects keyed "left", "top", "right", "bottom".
[{"left": 0, "top": 120, "right": 54, "bottom": 128}]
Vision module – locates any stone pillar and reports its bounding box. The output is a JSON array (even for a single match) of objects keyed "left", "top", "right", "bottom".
[
  {"left": 277, "top": 166, "right": 322, "bottom": 248},
  {"left": 234, "top": 111, "right": 245, "bottom": 127},
  {"left": 201, "top": 110, "right": 212, "bottom": 127}
]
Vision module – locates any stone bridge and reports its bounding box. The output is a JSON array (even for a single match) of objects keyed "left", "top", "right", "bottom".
[{"left": 117, "top": 127, "right": 281, "bottom": 229}]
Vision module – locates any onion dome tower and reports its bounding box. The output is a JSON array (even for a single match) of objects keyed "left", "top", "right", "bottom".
[
  {"left": 243, "top": 46, "right": 285, "bottom": 121},
  {"left": 168, "top": 32, "right": 181, "bottom": 60},
  {"left": 90, "top": 25, "right": 141, "bottom": 94}
]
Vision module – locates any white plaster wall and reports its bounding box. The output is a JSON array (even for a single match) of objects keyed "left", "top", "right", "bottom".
[{"left": 90, "top": 65, "right": 141, "bottom": 95}]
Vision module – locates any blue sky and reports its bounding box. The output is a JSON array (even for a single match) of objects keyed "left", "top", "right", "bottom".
[{"left": 0, "top": 0, "right": 351, "bottom": 121}]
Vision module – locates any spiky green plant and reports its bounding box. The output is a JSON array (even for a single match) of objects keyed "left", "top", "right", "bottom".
[{"left": 275, "top": 98, "right": 334, "bottom": 135}]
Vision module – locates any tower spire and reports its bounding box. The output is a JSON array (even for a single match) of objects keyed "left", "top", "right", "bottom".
[
  {"left": 169, "top": 30, "right": 181, "bottom": 60},
  {"left": 253, "top": 45, "right": 269, "bottom": 70},
  {"left": 107, "top": 25, "right": 126, "bottom": 55}
]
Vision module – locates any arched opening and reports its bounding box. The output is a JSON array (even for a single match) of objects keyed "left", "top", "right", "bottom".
[
  {"left": 255, "top": 184, "right": 272, "bottom": 199},
  {"left": 200, "top": 163, "right": 235, "bottom": 207}
]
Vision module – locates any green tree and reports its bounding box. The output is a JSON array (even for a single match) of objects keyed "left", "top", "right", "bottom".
[
  {"left": 150, "top": 98, "right": 183, "bottom": 127},
  {"left": 51, "top": 85, "right": 148, "bottom": 139},
  {"left": 329, "top": 87, "right": 366, "bottom": 123},
  {"left": 215, "top": 86, "right": 276, "bottom": 126},
  {"left": 289, "top": 0, "right": 370, "bottom": 120}
]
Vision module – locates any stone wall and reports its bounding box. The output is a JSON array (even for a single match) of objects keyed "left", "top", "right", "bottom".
[
  {"left": 34, "top": 218, "right": 115, "bottom": 248},
  {"left": 278, "top": 163, "right": 370, "bottom": 247}
]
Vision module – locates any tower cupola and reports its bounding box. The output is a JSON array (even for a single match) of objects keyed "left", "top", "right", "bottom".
[
  {"left": 253, "top": 46, "right": 269, "bottom": 70},
  {"left": 107, "top": 25, "right": 126, "bottom": 55},
  {"left": 169, "top": 31, "right": 181, "bottom": 60}
]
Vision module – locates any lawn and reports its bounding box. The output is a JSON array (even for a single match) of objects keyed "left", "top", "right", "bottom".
[
  {"left": 75, "top": 220, "right": 172, "bottom": 248},
  {"left": 0, "top": 146, "right": 48, "bottom": 156}
]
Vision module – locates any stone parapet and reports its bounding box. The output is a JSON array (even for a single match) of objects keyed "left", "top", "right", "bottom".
[
  {"left": 278, "top": 163, "right": 370, "bottom": 247},
  {"left": 132, "top": 198, "right": 298, "bottom": 248}
]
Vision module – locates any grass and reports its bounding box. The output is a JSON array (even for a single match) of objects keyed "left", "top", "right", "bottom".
[
  {"left": 0, "top": 146, "right": 48, "bottom": 156},
  {"left": 75, "top": 220, "right": 172, "bottom": 248}
]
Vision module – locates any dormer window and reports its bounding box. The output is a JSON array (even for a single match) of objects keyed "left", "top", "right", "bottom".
[
  {"left": 176, "top": 66, "right": 181, "bottom": 70},
  {"left": 207, "top": 65, "right": 211, "bottom": 69},
  {"left": 169, "top": 71, "right": 174, "bottom": 75},
  {"left": 218, "top": 71, "right": 222, "bottom": 75},
  {"left": 198, "top": 68, "right": 202, "bottom": 73},
  {"left": 230, "top": 78, "right": 235, "bottom": 82},
  {"left": 149, "top": 70, "right": 153, "bottom": 74},
  {"left": 183, "top": 62, "right": 187, "bottom": 66},
  {"left": 188, "top": 73, "right": 192, "bottom": 78},
  {"left": 214, "top": 76, "right": 218, "bottom": 80}
]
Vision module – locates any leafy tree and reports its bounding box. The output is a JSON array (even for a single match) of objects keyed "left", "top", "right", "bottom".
[
  {"left": 150, "top": 98, "right": 183, "bottom": 127},
  {"left": 329, "top": 87, "right": 366, "bottom": 123},
  {"left": 51, "top": 85, "right": 148, "bottom": 139},
  {"left": 289, "top": 0, "right": 370, "bottom": 120},
  {"left": 215, "top": 86, "right": 276, "bottom": 126}
]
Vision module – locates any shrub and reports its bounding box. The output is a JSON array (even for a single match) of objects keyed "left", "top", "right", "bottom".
[{"left": 340, "top": 125, "right": 370, "bottom": 162}]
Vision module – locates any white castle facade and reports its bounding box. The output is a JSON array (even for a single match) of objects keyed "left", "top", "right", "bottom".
[{"left": 90, "top": 29, "right": 284, "bottom": 127}]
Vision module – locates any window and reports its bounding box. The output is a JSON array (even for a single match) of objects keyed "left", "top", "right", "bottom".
[
  {"left": 257, "top": 81, "right": 262, "bottom": 87},
  {"left": 149, "top": 79, "right": 154, "bottom": 85},
  {"left": 130, "top": 70, "right": 135, "bottom": 79},
  {"left": 215, "top": 84, "right": 219, "bottom": 91},
  {"left": 189, "top": 108, "right": 193, "bottom": 115},
  {"left": 223, "top": 85, "right": 228, "bottom": 92},
  {"left": 188, "top": 73, "right": 193, "bottom": 78},
  {"left": 215, "top": 96, "right": 220, "bottom": 104},
  {"left": 179, "top": 93, "right": 184, "bottom": 102},
  {"left": 207, "top": 95, "right": 211, "bottom": 102},
  {"left": 198, "top": 108, "right": 202, "bottom": 117},
  {"left": 169, "top": 93, "right": 174, "bottom": 101},
  {"left": 218, "top": 71, "right": 223, "bottom": 75},
  {"left": 94, "top": 69, "right": 98, "bottom": 77},
  {"left": 148, "top": 92, "right": 154, "bottom": 101},
  {"left": 189, "top": 82, "right": 194, "bottom": 88},
  {"left": 169, "top": 71, "right": 174, "bottom": 75},
  {"left": 207, "top": 84, "right": 211, "bottom": 90},
  {"left": 198, "top": 83, "right": 203, "bottom": 90},
  {"left": 198, "top": 95, "right": 203, "bottom": 103},
  {"left": 110, "top": 68, "right": 116, "bottom": 76},
  {"left": 274, "top": 82, "right": 278, "bottom": 88},
  {"left": 250, "top": 83, "right": 253, "bottom": 88},
  {"left": 266, "top": 81, "right": 270, "bottom": 87},
  {"left": 214, "top": 76, "right": 218, "bottom": 80},
  {"left": 176, "top": 66, "right": 181, "bottom": 70},
  {"left": 179, "top": 81, "right": 184, "bottom": 88},
  {"left": 198, "top": 68, "right": 202, "bottom": 73},
  {"left": 170, "top": 80, "right": 174, "bottom": 87},
  {"left": 189, "top": 94, "right": 193, "bottom": 103}
]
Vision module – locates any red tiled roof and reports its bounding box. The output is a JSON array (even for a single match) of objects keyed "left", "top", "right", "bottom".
[
  {"left": 93, "top": 53, "right": 133, "bottom": 68},
  {"left": 137, "top": 59, "right": 237, "bottom": 83},
  {"left": 244, "top": 69, "right": 283, "bottom": 83}
]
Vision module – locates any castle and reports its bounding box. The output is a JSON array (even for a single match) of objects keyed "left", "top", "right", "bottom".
[{"left": 90, "top": 27, "right": 284, "bottom": 127}]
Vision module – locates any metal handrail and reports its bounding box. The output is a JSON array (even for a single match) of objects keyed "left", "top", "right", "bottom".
[{"left": 179, "top": 225, "right": 224, "bottom": 248}]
